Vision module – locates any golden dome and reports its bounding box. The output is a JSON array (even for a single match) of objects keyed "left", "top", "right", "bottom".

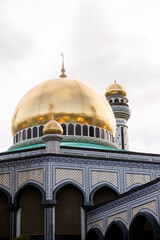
[
  {"left": 43, "top": 120, "right": 63, "bottom": 135},
  {"left": 105, "top": 81, "right": 127, "bottom": 97},
  {"left": 11, "top": 78, "right": 116, "bottom": 136}
]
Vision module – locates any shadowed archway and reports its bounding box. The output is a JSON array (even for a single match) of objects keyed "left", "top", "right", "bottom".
[
  {"left": 105, "top": 221, "right": 128, "bottom": 240},
  {"left": 85, "top": 228, "right": 104, "bottom": 240},
  {"left": 129, "top": 212, "right": 160, "bottom": 240}
]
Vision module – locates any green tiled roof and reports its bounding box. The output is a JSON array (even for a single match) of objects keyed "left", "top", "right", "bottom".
[{"left": 4, "top": 141, "right": 128, "bottom": 153}]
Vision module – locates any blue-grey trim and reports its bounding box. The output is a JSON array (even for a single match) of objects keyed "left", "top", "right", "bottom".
[{"left": 0, "top": 187, "right": 12, "bottom": 204}]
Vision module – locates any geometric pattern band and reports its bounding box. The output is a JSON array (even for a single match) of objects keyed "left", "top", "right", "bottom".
[
  {"left": 55, "top": 168, "right": 83, "bottom": 186},
  {"left": 126, "top": 173, "right": 151, "bottom": 189},
  {"left": 108, "top": 211, "right": 127, "bottom": 225},
  {"left": 133, "top": 200, "right": 157, "bottom": 217},
  {"left": 91, "top": 171, "right": 118, "bottom": 188},
  {"left": 87, "top": 219, "right": 104, "bottom": 231},
  {"left": 0, "top": 173, "right": 10, "bottom": 189},
  {"left": 18, "top": 168, "right": 44, "bottom": 188}
]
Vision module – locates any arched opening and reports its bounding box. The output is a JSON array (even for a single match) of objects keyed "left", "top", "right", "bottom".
[
  {"left": 101, "top": 129, "right": 104, "bottom": 139},
  {"left": 33, "top": 127, "right": 37, "bottom": 138},
  {"left": 27, "top": 128, "right": 31, "bottom": 139},
  {"left": 76, "top": 124, "right": 81, "bottom": 136},
  {"left": 89, "top": 126, "right": 94, "bottom": 137},
  {"left": 62, "top": 124, "right": 66, "bottom": 135},
  {"left": 19, "top": 186, "right": 44, "bottom": 240},
  {"left": 96, "top": 128, "right": 100, "bottom": 138},
  {"left": 39, "top": 125, "right": 44, "bottom": 137},
  {"left": 93, "top": 186, "right": 118, "bottom": 206},
  {"left": 0, "top": 191, "right": 10, "bottom": 240},
  {"left": 19, "top": 131, "right": 21, "bottom": 141},
  {"left": 16, "top": 133, "right": 18, "bottom": 143},
  {"left": 55, "top": 184, "right": 83, "bottom": 240},
  {"left": 129, "top": 212, "right": 160, "bottom": 240},
  {"left": 68, "top": 124, "right": 74, "bottom": 135},
  {"left": 105, "top": 221, "right": 128, "bottom": 240},
  {"left": 83, "top": 125, "right": 88, "bottom": 136},
  {"left": 114, "top": 99, "right": 119, "bottom": 103},
  {"left": 22, "top": 130, "right": 26, "bottom": 140},
  {"left": 85, "top": 228, "right": 104, "bottom": 240}
]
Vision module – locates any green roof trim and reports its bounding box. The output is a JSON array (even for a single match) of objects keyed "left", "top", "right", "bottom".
[{"left": 4, "top": 141, "right": 128, "bottom": 153}]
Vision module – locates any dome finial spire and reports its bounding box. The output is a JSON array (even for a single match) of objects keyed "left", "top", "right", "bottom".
[
  {"left": 60, "top": 52, "right": 67, "bottom": 78},
  {"left": 114, "top": 79, "right": 116, "bottom": 83}
]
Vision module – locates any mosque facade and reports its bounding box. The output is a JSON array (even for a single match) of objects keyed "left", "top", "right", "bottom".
[{"left": 0, "top": 63, "right": 160, "bottom": 240}]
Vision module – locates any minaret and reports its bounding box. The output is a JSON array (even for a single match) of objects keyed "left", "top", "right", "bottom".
[{"left": 105, "top": 80, "right": 131, "bottom": 150}]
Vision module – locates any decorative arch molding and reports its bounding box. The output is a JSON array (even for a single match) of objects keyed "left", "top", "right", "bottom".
[
  {"left": 105, "top": 220, "right": 128, "bottom": 240},
  {"left": 85, "top": 227, "right": 104, "bottom": 240},
  {"left": 14, "top": 182, "right": 46, "bottom": 205},
  {"left": 53, "top": 181, "right": 86, "bottom": 205},
  {"left": 129, "top": 211, "right": 160, "bottom": 240},
  {"left": 90, "top": 183, "right": 119, "bottom": 202},
  {"left": 0, "top": 187, "right": 12, "bottom": 205}
]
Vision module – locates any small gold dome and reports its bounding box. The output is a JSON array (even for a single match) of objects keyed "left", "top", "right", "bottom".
[
  {"left": 43, "top": 120, "right": 63, "bottom": 135},
  {"left": 11, "top": 78, "right": 116, "bottom": 136},
  {"left": 105, "top": 81, "right": 127, "bottom": 97}
]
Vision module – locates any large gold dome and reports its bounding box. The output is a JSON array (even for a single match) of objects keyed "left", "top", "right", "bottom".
[{"left": 11, "top": 78, "right": 116, "bottom": 136}]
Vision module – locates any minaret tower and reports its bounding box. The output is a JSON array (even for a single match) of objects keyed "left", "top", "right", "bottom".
[{"left": 105, "top": 80, "right": 131, "bottom": 150}]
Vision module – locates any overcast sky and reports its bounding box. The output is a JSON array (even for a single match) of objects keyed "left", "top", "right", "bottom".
[{"left": 0, "top": 0, "right": 159, "bottom": 154}]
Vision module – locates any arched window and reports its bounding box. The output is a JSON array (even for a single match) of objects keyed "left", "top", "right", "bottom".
[
  {"left": 22, "top": 130, "right": 26, "bottom": 140},
  {"left": 16, "top": 134, "right": 18, "bottom": 143},
  {"left": 114, "top": 99, "right": 119, "bottom": 103},
  {"left": 93, "top": 186, "right": 118, "bottom": 206},
  {"left": 83, "top": 125, "right": 88, "bottom": 136},
  {"left": 33, "top": 127, "right": 37, "bottom": 138},
  {"left": 76, "top": 124, "right": 81, "bottom": 135},
  {"left": 109, "top": 100, "right": 113, "bottom": 104},
  {"left": 27, "top": 128, "right": 31, "bottom": 139},
  {"left": 101, "top": 129, "right": 104, "bottom": 139},
  {"left": 19, "top": 132, "right": 21, "bottom": 142},
  {"left": 106, "top": 131, "right": 108, "bottom": 140},
  {"left": 39, "top": 126, "right": 44, "bottom": 137},
  {"left": 89, "top": 126, "right": 94, "bottom": 137},
  {"left": 96, "top": 128, "right": 100, "bottom": 138},
  {"left": 68, "top": 124, "right": 74, "bottom": 135},
  {"left": 61, "top": 124, "right": 66, "bottom": 135}
]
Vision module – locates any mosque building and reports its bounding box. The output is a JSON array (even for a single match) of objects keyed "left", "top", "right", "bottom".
[{"left": 0, "top": 57, "right": 160, "bottom": 240}]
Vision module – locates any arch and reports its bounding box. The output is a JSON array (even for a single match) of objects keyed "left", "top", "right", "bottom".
[
  {"left": 89, "top": 126, "right": 94, "bottom": 137},
  {"left": 105, "top": 221, "right": 128, "bottom": 240},
  {"left": 33, "top": 126, "right": 37, "bottom": 138},
  {"left": 83, "top": 125, "right": 88, "bottom": 136},
  {"left": 114, "top": 99, "right": 119, "bottom": 103},
  {"left": 16, "top": 133, "right": 18, "bottom": 143},
  {"left": 90, "top": 184, "right": 119, "bottom": 206},
  {"left": 39, "top": 125, "right": 44, "bottom": 137},
  {"left": 68, "top": 123, "right": 74, "bottom": 135},
  {"left": 53, "top": 181, "right": 86, "bottom": 204},
  {"left": 96, "top": 127, "right": 100, "bottom": 138},
  {"left": 14, "top": 182, "right": 46, "bottom": 204},
  {"left": 0, "top": 187, "right": 12, "bottom": 205},
  {"left": 22, "top": 129, "right": 26, "bottom": 140},
  {"left": 76, "top": 124, "right": 81, "bottom": 135},
  {"left": 129, "top": 211, "right": 160, "bottom": 240},
  {"left": 55, "top": 184, "right": 83, "bottom": 240},
  {"left": 85, "top": 228, "right": 104, "bottom": 240},
  {"left": 61, "top": 124, "right": 66, "bottom": 135},
  {"left": 101, "top": 129, "right": 104, "bottom": 139},
  {"left": 27, "top": 128, "right": 31, "bottom": 139}
]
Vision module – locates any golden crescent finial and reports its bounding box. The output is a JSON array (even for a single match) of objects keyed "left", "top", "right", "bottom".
[{"left": 60, "top": 52, "right": 67, "bottom": 78}]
